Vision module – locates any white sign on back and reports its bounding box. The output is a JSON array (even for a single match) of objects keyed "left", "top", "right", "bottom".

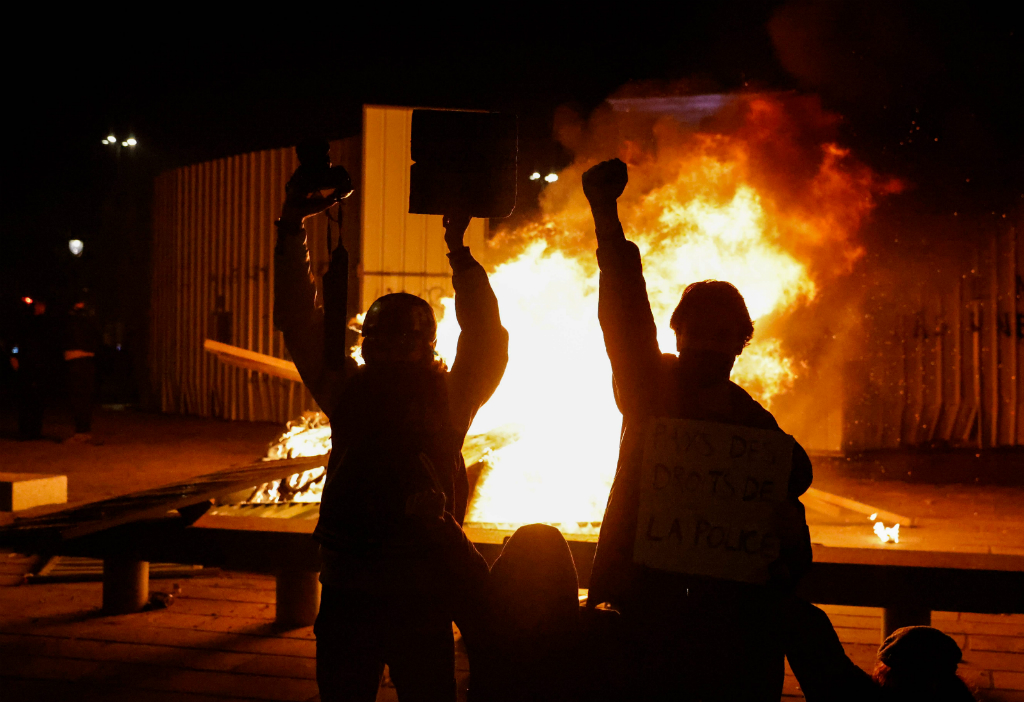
[{"left": 633, "top": 417, "right": 795, "bottom": 584}]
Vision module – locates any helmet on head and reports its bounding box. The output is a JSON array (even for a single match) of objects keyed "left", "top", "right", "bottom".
[{"left": 361, "top": 293, "right": 437, "bottom": 365}]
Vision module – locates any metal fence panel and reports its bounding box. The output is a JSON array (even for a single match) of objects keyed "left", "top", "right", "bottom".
[
  {"left": 150, "top": 139, "right": 361, "bottom": 423},
  {"left": 360, "top": 106, "right": 487, "bottom": 314},
  {"left": 843, "top": 226, "right": 1022, "bottom": 450}
]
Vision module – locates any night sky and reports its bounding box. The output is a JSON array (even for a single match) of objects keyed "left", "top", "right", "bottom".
[{"left": 1, "top": 3, "right": 1020, "bottom": 351}]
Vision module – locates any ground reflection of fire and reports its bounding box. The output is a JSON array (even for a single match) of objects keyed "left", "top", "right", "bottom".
[{"left": 251, "top": 93, "right": 902, "bottom": 538}]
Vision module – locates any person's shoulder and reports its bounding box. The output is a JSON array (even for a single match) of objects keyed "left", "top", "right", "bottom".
[{"left": 726, "top": 381, "right": 781, "bottom": 431}]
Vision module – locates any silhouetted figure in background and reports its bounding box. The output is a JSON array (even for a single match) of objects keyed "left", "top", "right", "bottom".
[
  {"left": 275, "top": 175, "right": 508, "bottom": 702},
  {"left": 64, "top": 293, "right": 101, "bottom": 442},
  {"left": 9, "top": 296, "right": 57, "bottom": 440},
  {"left": 784, "top": 597, "right": 978, "bottom": 702},
  {"left": 582, "top": 159, "right": 814, "bottom": 700},
  {"left": 479, "top": 524, "right": 581, "bottom": 702}
]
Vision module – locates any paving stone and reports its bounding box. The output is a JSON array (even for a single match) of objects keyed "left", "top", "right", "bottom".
[
  {"left": 992, "top": 671, "right": 1024, "bottom": 691},
  {"left": 972, "top": 636, "right": 1024, "bottom": 654}
]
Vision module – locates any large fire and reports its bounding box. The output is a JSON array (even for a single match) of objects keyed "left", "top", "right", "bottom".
[
  {"left": 439, "top": 94, "right": 899, "bottom": 531},
  {"left": 251, "top": 93, "right": 900, "bottom": 535}
]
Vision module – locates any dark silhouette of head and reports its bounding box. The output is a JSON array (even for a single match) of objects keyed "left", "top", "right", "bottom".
[
  {"left": 360, "top": 293, "right": 437, "bottom": 367},
  {"left": 670, "top": 280, "right": 754, "bottom": 357},
  {"left": 873, "top": 626, "right": 976, "bottom": 701},
  {"left": 489, "top": 523, "right": 579, "bottom": 634}
]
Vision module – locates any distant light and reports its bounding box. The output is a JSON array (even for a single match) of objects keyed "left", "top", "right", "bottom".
[
  {"left": 126, "top": 137, "right": 137, "bottom": 147},
  {"left": 121, "top": 141, "right": 128, "bottom": 147},
  {"left": 21, "top": 297, "right": 33, "bottom": 305},
  {"left": 529, "top": 172, "right": 541, "bottom": 181},
  {"left": 107, "top": 134, "right": 116, "bottom": 142},
  {"left": 544, "top": 173, "right": 558, "bottom": 183},
  {"left": 10, "top": 346, "right": 18, "bottom": 354},
  {"left": 116, "top": 343, "right": 122, "bottom": 351},
  {"left": 69, "top": 239, "right": 84, "bottom": 257}
]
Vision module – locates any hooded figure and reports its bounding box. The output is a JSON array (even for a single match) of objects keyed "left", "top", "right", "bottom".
[
  {"left": 274, "top": 178, "right": 508, "bottom": 702},
  {"left": 784, "top": 598, "right": 978, "bottom": 702},
  {"left": 478, "top": 524, "right": 582, "bottom": 702}
]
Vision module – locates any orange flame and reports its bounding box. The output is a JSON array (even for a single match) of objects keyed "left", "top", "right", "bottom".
[{"left": 435, "top": 93, "right": 899, "bottom": 531}]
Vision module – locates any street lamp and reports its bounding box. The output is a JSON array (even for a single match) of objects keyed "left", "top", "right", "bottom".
[
  {"left": 103, "top": 134, "right": 138, "bottom": 148},
  {"left": 69, "top": 239, "right": 84, "bottom": 257}
]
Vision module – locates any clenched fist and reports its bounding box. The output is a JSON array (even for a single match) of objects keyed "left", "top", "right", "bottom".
[{"left": 582, "top": 158, "right": 628, "bottom": 207}]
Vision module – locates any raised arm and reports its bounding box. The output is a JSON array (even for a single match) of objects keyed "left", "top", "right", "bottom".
[
  {"left": 443, "top": 213, "right": 510, "bottom": 436},
  {"left": 783, "top": 598, "right": 880, "bottom": 701},
  {"left": 273, "top": 186, "right": 343, "bottom": 416},
  {"left": 583, "top": 159, "right": 663, "bottom": 417}
]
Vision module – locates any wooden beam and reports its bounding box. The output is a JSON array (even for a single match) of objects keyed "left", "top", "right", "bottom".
[
  {"left": 802, "top": 487, "right": 914, "bottom": 526},
  {"left": 203, "top": 339, "right": 302, "bottom": 383}
]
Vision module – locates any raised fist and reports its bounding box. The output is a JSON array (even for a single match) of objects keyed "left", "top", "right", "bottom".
[
  {"left": 279, "top": 168, "right": 343, "bottom": 227},
  {"left": 582, "top": 158, "right": 628, "bottom": 206}
]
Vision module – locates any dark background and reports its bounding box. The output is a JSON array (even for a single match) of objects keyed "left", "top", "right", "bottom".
[{"left": 1, "top": 2, "right": 1020, "bottom": 404}]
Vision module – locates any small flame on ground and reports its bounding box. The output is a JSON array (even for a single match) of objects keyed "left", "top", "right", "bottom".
[{"left": 873, "top": 521, "right": 900, "bottom": 544}]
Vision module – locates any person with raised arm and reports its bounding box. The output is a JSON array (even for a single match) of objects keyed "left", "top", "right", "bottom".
[
  {"left": 582, "top": 158, "right": 814, "bottom": 700},
  {"left": 274, "top": 165, "right": 508, "bottom": 701}
]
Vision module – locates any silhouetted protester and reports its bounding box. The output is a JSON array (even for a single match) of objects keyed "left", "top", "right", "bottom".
[
  {"left": 783, "top": 597, "right": 879, "bottom": 701},
  {"left": 581, "top": 159, "right": 814, "bottom": 700},
  {"left": 274, "top": 177, "right": 508, "bottom": 702},
  {"left": 64, "top": 293, "right": 101, "bottom": 443},
  {"left": 477, "top": 524, "right": 581, "bottom": 702},
  {"left": 9, "top": 296, "right": 58, "bottom": 440},
  {"left": 874, "top": 626, "right": 978, "bottom": 701},
  {"left": 784, "top": 597, "right": 978, "bottom": 702}
]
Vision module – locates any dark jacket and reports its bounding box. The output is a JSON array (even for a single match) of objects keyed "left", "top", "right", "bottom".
[
  {"left": 588, "top": 235, "right": 814, "bottom": 610},
  {"left": 274, "top": 230, "right": 508, "bottom": 551}
]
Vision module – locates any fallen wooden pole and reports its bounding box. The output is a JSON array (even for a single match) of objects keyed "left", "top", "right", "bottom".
[{"left": 802, "top": 487, "right": 914, "bottom": 526}]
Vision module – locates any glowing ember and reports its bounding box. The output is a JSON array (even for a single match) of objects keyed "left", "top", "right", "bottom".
[{"left": 874, "top": 521, "right": 900, "bottom": 544}]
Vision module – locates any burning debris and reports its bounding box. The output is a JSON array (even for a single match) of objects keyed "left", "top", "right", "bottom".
[
  {"left": 246, "top": 412, "right": 330, "bottom": 503},
  {"left": 874, "top": 521, "right": 901, "bottom": 544}
]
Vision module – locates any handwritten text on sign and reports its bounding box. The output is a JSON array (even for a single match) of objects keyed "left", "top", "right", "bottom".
[{"left": 633, "top": 418, "right": 794, "bottom": 584}]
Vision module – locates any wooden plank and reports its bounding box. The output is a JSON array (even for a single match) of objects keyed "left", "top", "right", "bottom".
[
  {"left": 162, "top": 597, "right": 275, "bottom": 620},
  {"left": 0, "top": 611, "right": 306, "bottom": 641},
  {"left": 0, "top": 622, "right": 315, "bottom": 658},
  {"left": 191, "top": 514, "right": 317, "bottom": 535},
  {"left": 810, "top": 545, "right": 1024, "bottom": 571},
  {"left": 0, "top": 653, "right": 318, "bottom": 701},
  {"left": 197, "top": 572, "right": 276, "bottom": 589},
  {"left": 176, "top": 583, "right": 277, "bottom": 604},
  {"left": 0, "top": 634, "right": 316, "bottom": 679},
  {"left": 203, "top": 339, "right": 302, "bottom": 383},
  {"left": 0, "top": 677, "right": 232, "bottom": 702},
  {"left": 803, "top": 487, "right": 914, "bottom": 526}
]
